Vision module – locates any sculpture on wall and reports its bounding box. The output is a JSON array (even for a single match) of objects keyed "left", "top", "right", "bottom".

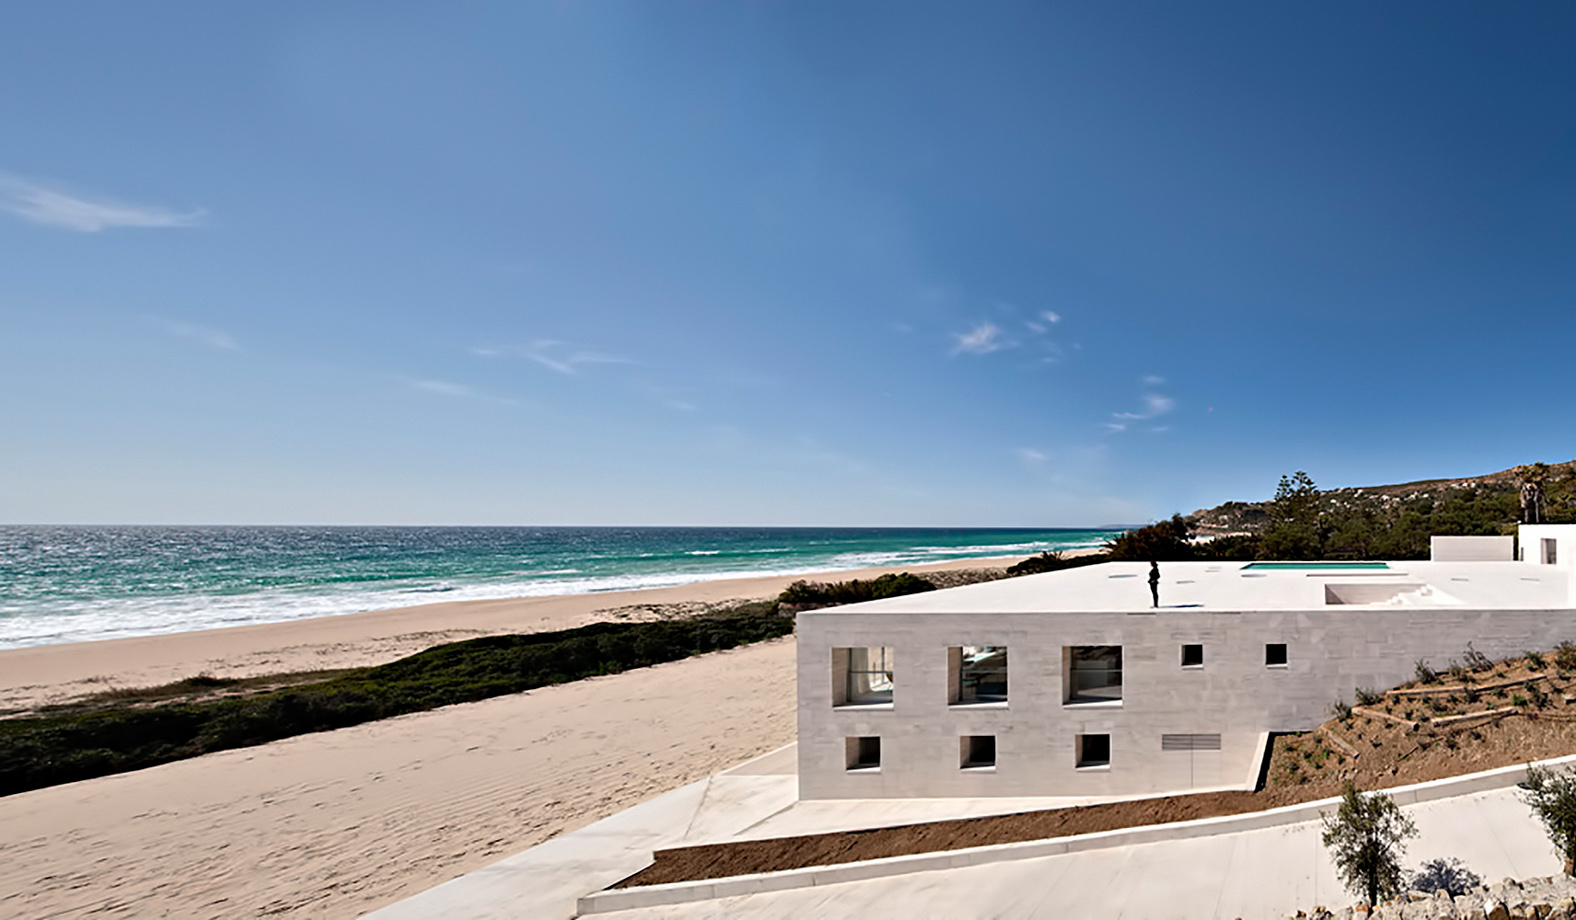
[{"left": 1521, "top": 475, "right": 1546, "bottom": 525}]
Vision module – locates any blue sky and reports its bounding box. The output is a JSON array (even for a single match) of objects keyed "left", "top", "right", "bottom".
[{"left": 3, "top": 2, "right": 1574, "bottom": 526}]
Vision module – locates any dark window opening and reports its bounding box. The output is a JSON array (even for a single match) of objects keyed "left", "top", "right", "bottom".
[
  {"left": 1181, "top": 644, "right": 1204, "bottom": 667},
  {"left": 1077, "top": 733, "right": 1111, "bottom": 768},
  {"left": 846, "top": 736, "right": 881, "bottom": 770},
  {"left": 961, "top": 735, "right": 996, "bottom": 769},
  {"left": 1266, "top": 643, "right": 1288, "bottom": 667}
]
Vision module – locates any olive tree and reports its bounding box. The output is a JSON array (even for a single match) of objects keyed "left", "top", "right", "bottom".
[
  {"left": 1520, "top": 764, "right": 1576, "bottom": 875},
  {"left": 1321, "top": 782, "right": 1418, "bottom": 907}
]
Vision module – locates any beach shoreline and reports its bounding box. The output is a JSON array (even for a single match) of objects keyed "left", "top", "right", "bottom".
[{"left": 0, "top": 553, "right": 1036, "bottom": 713}]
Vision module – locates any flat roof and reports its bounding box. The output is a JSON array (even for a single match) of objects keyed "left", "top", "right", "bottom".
[{"left": 807, "top": 560, "right": 1573, "bottom": 615}]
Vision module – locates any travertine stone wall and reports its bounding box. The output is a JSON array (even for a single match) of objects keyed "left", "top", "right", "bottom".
[{"left": 797, "top": 604, "right": 1576, "bottom": 800}]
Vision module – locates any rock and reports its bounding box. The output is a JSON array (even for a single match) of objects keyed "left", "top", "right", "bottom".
[{"left": 1487, "top": 900, "right": 1510, "bottom": 920}]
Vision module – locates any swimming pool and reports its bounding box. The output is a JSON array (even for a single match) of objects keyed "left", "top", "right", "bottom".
[{"left": 1240, "top": 562, "right": 1392, "bottom": 570}]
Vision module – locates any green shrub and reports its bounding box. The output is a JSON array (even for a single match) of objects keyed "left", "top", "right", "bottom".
[{"left": 778, "top": 573, "right": 936, "bottom": 607}]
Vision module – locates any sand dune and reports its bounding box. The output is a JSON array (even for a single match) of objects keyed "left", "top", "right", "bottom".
[{"left": 0, "top": 637, "right": 797, "bottom": 919}]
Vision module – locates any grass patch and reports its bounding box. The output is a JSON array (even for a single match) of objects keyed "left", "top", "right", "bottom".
[{"left": 0, "top": 601, "right": 791, "bottom": 797}]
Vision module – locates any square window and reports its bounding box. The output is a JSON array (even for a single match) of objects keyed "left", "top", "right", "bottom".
[
  {"left": 1266, "top": 643, "right": 1288, "bottom": 667},
  {"left": 1076, "top": 733, "right": 1111, "bottom": 768},
  {"left": 834, "top": 647, "right": 893, "bottom": 706},
  {"left": 954, "top": 646, "right": 1008, "bottom": 704},
  {"left": 960, "top": 735, "right": 996, "bottom": 769},
  {"left": 1181, "top": 644, "right": 1204, "bottom": 668},
  {"left": 1066, "top": 646, "right": 1123, "bottom": 703},
  {"left": 845, "top": 736, "right": 881, "bottom": 770}
]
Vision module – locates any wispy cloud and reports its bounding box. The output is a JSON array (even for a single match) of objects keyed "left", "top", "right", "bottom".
[
  {"left": 1042, "top": 311, "right": 1061, "bottom": 324},
  {"left": 409, "top": 378, "right": 515, "bottom": 405},
  {"left": 151, "top": 317, "right": 238, "bottom": 351},
  {"left": 1016, "top": 447, "right": 1048, "bottom": 465},
  {"left": 1108, "top": 379, "right": 1177, "bottom": 433},
  {"left": 1115, "top": 394, "right": 1176, "bottom": 420},
  {"left": 510, "top": 339, "right": 634, "bottom": 375},
  {"left": 0, "top": 174, "right": 205, "bottom": 232},
  {"left": 952, "top": 322, "right": 1005, "bottom": 355}
]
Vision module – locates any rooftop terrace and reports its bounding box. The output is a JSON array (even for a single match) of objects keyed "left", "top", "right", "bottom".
[{"left": 816, "top": 559, "right": 1573, "bottom": 615}]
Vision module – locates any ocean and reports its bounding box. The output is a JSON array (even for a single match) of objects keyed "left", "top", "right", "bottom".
[{"left": 0, "top": 525, "right": 1117, "bottom": 649}]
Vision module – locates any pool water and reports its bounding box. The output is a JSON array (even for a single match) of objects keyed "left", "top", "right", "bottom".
[{"left": 1240, "top": 562, "right": 1392, "bottom": 570}]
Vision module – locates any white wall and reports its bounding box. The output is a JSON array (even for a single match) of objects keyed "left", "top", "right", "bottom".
[
  {"left": 797, "top": 604, "right": 1576, "bottom": 800},
  {"left": 1431, "top": 535, "right": 1514, "bottom": 561}
]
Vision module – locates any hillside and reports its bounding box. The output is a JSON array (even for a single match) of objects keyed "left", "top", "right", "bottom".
[{"left": 1190, "top": 460, "right": 1576, "bottom": 537}]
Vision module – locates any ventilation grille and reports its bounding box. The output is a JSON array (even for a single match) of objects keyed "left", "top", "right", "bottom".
[{"left": 1161, "top": 733, "right": 1222, "bottom": 751}]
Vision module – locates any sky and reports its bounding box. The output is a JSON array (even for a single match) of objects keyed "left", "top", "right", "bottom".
[{"left": 2, "top": 2, "right": 1574, "bottom": 527}]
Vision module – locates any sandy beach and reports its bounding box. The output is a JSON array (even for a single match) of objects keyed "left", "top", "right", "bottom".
[{"left": 0, "top": 556, "right": 1016, "bottom": 919}]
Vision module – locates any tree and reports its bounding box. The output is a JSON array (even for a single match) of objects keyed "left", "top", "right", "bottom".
[
  {"left": 1321, "top": 782, "right": 1418, "bottom": 906},
  {"left": 1520, "top": 764, "right": 1576, "bottom": 875},
  {"left": 1263, "top": 471, "right": 1325, "bottom": 560},
  {"left": 1105, "top": 514, "right": 1196, "bottom": 561}
]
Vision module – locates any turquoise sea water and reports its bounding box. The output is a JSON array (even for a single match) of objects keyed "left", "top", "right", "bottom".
[{"left": 0, "top": 526, "right": 1118, "bottom": 649}]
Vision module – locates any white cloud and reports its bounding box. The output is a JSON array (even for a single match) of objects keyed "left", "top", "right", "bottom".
[
  {"left": 952, "top": 322, "right": 1005, "bottom": 355},
  {"left": 1107, "top": 391, "right": 1176, "bottom": 432},
  {"left": 152, "top": 317, "right": 238, "bottom": 351},
  {"left": 1142, "top": 374, "right": 1165, "bottom": 385},
  {"left": 0, "top": 174, "right": 205, "bottom": 232},
  {"left": 411, "top": 379, "right": 477, "bottom": 398},
  {"left": 1016, "top": 447, "right": 1048, "bottom": 465},
  {"left": 522, "top": 339, "right": 633, "bottom": 375},
  {"left": 1114, "top": 394, "right": 1176, "bottom": 420},
  {"left": 409, "top": 379, "right": 514, "bottom": 405},
  {"left": 1042, "top": 311, "right": 1061, "bottom": 323}
]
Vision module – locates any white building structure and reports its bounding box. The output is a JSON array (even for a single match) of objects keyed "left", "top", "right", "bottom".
[{"left": 796, "top": 526, "right": 1576, "bottom": 800}]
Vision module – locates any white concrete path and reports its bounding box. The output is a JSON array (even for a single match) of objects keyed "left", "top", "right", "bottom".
[
  {"left": 603, "top": 786, "right": 1561, "bottom": 919},
  {"left": 365, "top": 743, "right": 1568, "bottom": 920}
]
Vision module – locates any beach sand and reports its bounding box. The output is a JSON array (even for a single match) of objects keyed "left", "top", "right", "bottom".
[{"left": 0, "top": 555, "right": 1021, "bottom": 919}]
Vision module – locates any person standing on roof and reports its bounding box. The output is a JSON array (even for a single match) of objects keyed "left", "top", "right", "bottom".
[{"left": 1148, "top": 560, "right": 1160, "bottom": 608}]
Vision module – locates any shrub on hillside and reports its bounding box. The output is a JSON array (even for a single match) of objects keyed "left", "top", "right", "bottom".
[
  {"left": 778, "top": 572, "right": 937, "bottom": 608},
  {"left": 1005, "top": 551, "right": 1109, "bottom": 576}
]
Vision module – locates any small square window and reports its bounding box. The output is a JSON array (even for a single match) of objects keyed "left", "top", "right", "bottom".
[
  {"left": 1266, "top": 643, "right": 1288, "bottom": 667},
  {"left": 1181, "top": 644, "right": 1204, "bottom": 668},
  {"left": 1076, "top": 733, "right": 1110, "bottom": 768},
  {"left": 961, "top": 735, "right": 996, "bottom": 769},
  {"left": 845, "top": 736, "right": 881, "bottom": 770}
]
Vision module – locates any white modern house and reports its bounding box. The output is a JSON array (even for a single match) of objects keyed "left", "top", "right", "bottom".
[{"left": 796, "top": 525, "right": 1576, "bottom": 800}]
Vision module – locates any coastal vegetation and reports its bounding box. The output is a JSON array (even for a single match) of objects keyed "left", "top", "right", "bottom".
[
  {"left": 1024, "top": 462, "right": 1576, "bottom": 568},
  {"left": 0, "top": 602, "right": 791, "bottom": 797},
  {"left": 777, "top": 572, "right": 938, "bottom": 609}
]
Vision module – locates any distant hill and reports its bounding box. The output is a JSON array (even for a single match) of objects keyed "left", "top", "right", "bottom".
[{"left": 1189, "top": 460, "right": 1576, "bottom": 537}]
